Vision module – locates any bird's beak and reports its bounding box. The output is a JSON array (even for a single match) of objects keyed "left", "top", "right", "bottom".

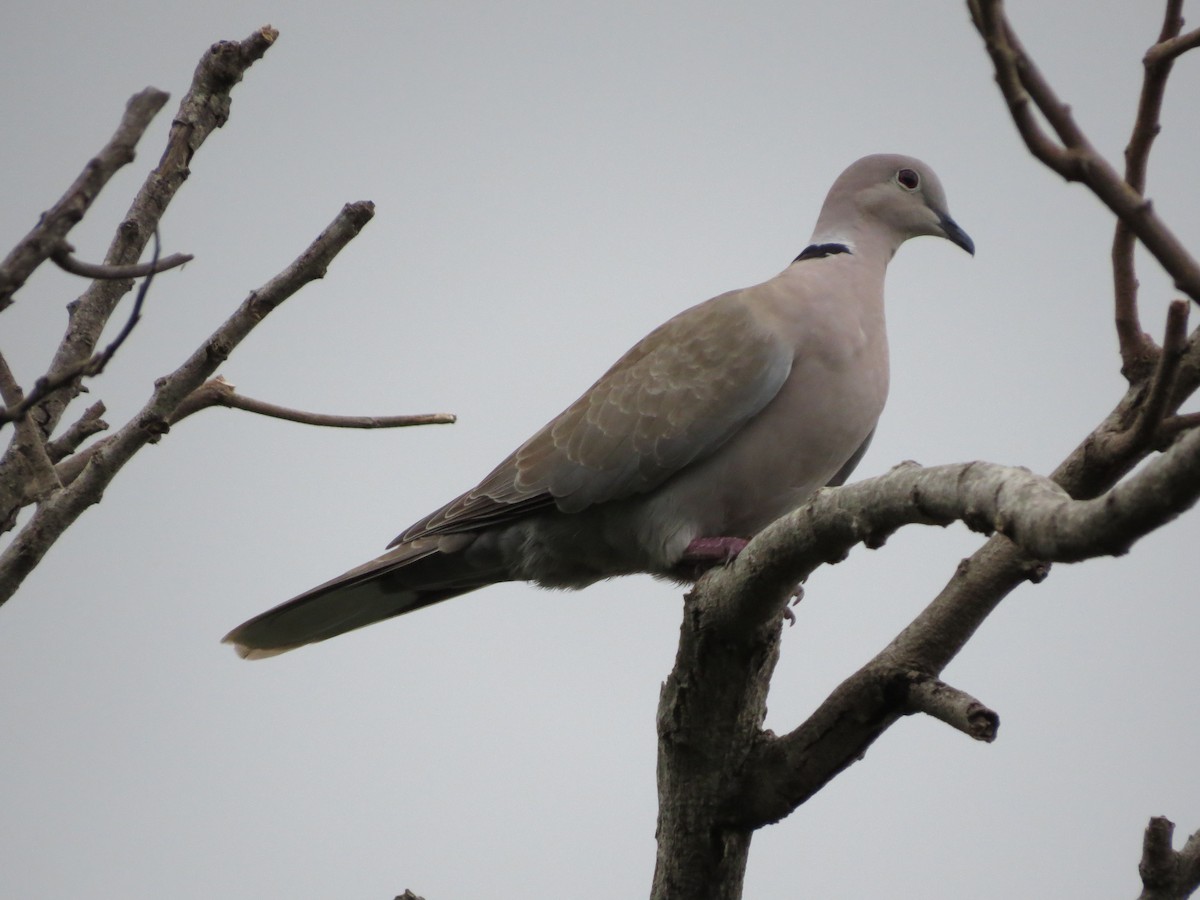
[{"left": 938, "top": 213, "right": 975, "bottom": 256}]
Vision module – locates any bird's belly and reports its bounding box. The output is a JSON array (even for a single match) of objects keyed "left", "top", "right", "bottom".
[{"left": 634, "top": 351, "right": 888, "bottom": 565}]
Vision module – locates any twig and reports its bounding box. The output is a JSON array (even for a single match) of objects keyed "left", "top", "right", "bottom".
[
  {"left": 1112, "top": 2, "right": 1187, "bottom": 375},
  {"left": 51, "top": 242, "right": 192, "bottom": 280},
  {"left": 903, "top": 674, "right": 999, "bottom": 742},
  {"left": 0, "top": 87, "right": 169, "bottom": 313},
  {"left": 30, "top": 26, "right": 278, "bottom": 447},
  {"left": 1146, "top": 26, "right": 1200, "bottom": 67},
  {"left": 0, "top": 233, "right": 161, "bottom": 427},
  {"left": 971, "top": 0, "right": 1200, "bottom": 306},
  {"left": 45, "top": 402, "right": 107, "bottom": 462},
  {"left": 170, "top": 376, "right": 455, "bottom": 428},
  {"left": 0, "top": 200, "right": 375, "bottom": 608},
  {"left": 1138, "top": 300, "right": 1192, "bottom": 438}
]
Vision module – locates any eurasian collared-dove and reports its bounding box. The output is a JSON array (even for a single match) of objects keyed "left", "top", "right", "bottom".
[{"left": 225, "top": 153, "right": 973, "bottom": 659}]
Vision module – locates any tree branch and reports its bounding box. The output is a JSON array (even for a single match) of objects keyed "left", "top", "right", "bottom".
[
  {"left": 44, "top": 402, "right": 107, "bottom": 463},
  {"left": 903, "top": 674, "right": 999, "bottom": 742},
  {"left": 0, "top": 200, "right": 374, "bottom": 609},
  {"left": 50, "top": 242, "right": 192, "bottom": 280},
  {"left": 0, "top": 26, "right": 277, "bottom": 536},
  {"left": 29, "top": 26, "right": 278, "bottom": 446},
  {"left": 693, "top": 425, "right": 1200, "bottom": 827},
  {"left": 0, "top": 233, "right": 161, "bottom": 428},
  {"left": 970, "top": 0, "right": 1200, "bottom": 307},
  {"left": 169, "top": 376, "right": 455, "bottom": 429},
  {"left": 0, "top": 87, "right": 169, "bottom": 313},
  {"left": 702, "top": 424, "right": 1200, "bottom": 642},
  {"left": 1139, "top": 816, "right": 1200, "bottom": 900},
  {"left": 1112, "top": 0, "right": 1187, "bottom": 375}
]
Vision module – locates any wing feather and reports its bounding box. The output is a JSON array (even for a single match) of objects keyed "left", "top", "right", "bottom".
[{"left": 393, "top": 289, "right": 792, "bottom": 544}]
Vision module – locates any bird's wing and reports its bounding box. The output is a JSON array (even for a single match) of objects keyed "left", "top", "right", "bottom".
[
  {"left": 395, "top": 288, "right": 794, "bottom": 544},
  {"left": 825, "top": 427, "right": 875, "bottom": 488}
]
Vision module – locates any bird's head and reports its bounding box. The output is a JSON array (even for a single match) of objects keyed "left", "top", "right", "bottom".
[{"left": 812, "top": 153, "right": 974, "bottom": 257}]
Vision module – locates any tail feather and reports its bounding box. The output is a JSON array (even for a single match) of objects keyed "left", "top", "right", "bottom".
[{"left": 223, "top": 539, "right": 506, "bottom": 659}]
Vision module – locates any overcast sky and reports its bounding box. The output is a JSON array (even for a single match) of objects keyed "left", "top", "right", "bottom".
[{"left": 2, "top": 1, "right": 1198, "bottom": 898}]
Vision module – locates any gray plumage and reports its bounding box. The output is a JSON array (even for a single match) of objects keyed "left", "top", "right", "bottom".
[{"left": 225, "top": 153, "right": 973, "bottom": 658}]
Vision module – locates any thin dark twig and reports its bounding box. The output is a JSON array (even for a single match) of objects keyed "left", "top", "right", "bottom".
[
  {"left": 89, "top": 230, "right": 158, "bottom": 373},
  {"left": 1113, "top": 299, "right": 1193, "bottom": 454},
  {"left": 0, "top": 200, "right": 375, "bottom": 608},
  {"left": 51, "top": 243, "right": 192, "bottom": 280},
  {"left": 0, "top": 233, "right": 160, "bottom": 427}
]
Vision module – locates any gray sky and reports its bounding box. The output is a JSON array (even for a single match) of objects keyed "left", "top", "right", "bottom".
[{"left": 2, "top": 1, "right": 1198, "bottom": 897}]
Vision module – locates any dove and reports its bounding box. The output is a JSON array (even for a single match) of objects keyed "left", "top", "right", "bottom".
[{"left": 224, "top": 153, "right": 973, "bottom": 658}]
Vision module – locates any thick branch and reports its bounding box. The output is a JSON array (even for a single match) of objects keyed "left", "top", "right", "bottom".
[
  {"left": 703, "top": 428, "right": 1200, "bottom": 640},
  {"left": 1139, "top": 816, "right": 1200, "bottom": 900},
  {"left": 701, "top": 425, "right": 1200, "bottom": 825},
  {"left": 0, "top": 200, "right": 374, "bottom": 608},
  {"left": 0, "top": 88, "right": 169, "bottom": 312}
]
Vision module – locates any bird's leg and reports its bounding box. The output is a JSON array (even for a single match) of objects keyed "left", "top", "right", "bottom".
[
  {"left": 672, "top": 536, "right": 749, "bottom": 580},
  {"left": 682, "top": 536, "right": 749, "bottom": 564}
]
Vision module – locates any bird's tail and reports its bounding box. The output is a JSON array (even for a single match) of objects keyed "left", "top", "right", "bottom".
[{"left": 222, "top": 539, "right": 506, "bottom": 659}]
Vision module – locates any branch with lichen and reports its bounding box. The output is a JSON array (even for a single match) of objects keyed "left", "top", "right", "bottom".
[{"left": 650, "top": 7, "right": 1200, "bottom": 895}]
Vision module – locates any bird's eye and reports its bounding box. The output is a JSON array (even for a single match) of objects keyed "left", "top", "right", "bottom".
[{"left": 897, "top": 168, "right": 920, "bottom": 190}]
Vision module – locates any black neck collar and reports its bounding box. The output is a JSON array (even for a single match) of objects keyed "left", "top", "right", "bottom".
[{"left": 793, "top": 242, "right": 852, "bottom": 263}]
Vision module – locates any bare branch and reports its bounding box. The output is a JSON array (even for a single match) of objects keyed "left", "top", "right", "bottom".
[
  {"left": 968, "top": 0, "right": 1083, "bottom": 180},
  {"left": 169, "top": 376, "right": 455, "bottom": 429},
  {"left": 903, "top": 674, "right": 999, "bottom": 742},
  {"left": 1141, "top": 300, "right": 1192, "bottom": 434},
  {"left": 51, "top": 242, "right": 192, "bottom": 280},
  {"left": 971, "top": 0, "right": 1200, "bottom": 307},
  {"left": 1138, "top": 816, "right": 1200, "bottom": 900},
  {"left": 1112, "top": 1, "right": 1188, "bottom": 374},
  {"left": 0, "top": 87, "right": 169, "bottom": 313},
  {"left": 45, "top": 402, "right": 107, "bottom": 462},
  {"left": 702, "top": 425, "right": 1200, "bottom": 639},
  {"left": 0, "top": 234, "right": 160, "bottom": 427},
  {"left": 1146, "top": 27, "right": 1200, "bottom": 68},
  {"left": 0, "top": 200, "right": 374, "bottom": 608},
  {"left": 700, "top": 429, "right": 1200, "bottom": 826},
  {"left": 0, "top": 28, "right": 277, "bottom": 536},
  {"left": 29, "top": 26, "right": 278, "bottom": 446}
]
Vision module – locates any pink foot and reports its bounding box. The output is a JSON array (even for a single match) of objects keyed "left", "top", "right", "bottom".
[
  {"left": 681, "top": 536, "right": 749, "bottom": 564},
  {"left": 673, "top": 536, "right": 749, "bottom": 580}
]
